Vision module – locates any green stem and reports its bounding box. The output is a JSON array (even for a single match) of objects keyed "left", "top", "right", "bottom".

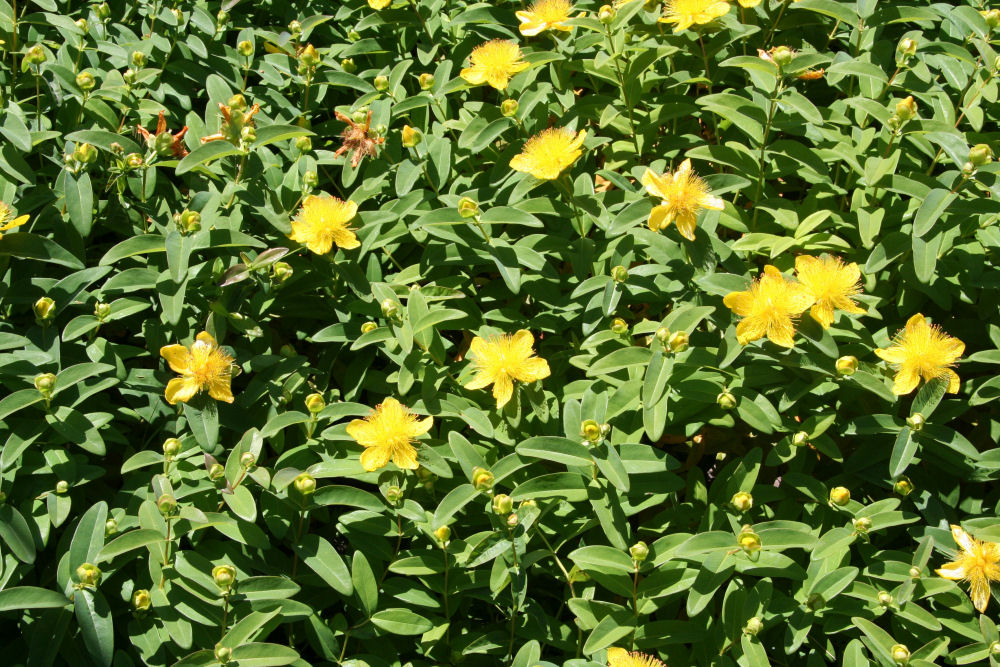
[
  {"left": 604, "top": 26, "right": 641, "bottom": 157},
  {"left": 470, "top": 214, "right": 491, "bottom": 245},
  {"left": 558, "top": 174, "right": 585, "bottom": 238},
  {"left": 629, "top": 564, "right": 639, "bottom": 649},
  {"left": 750, "top": 76, "right": 784, "bottom": 229},
  {"left": 220, "top": 593, "right": 230, "bottom": 638},
  {"left": 34, "top": 69, "right": 41, "bottom": 131},
  {"left": 291, "top": 510, "right": 307, "bottom": 578},
  {"left": 442, "top": 543, "right": 451, "bottom": 646},
  {"left": 762, "top": 0, "right": 791, "bottom": 47}
]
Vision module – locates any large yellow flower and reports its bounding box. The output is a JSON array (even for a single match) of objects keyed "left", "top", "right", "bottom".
[
  {"left": 516, "top": 0, "right": 574, "bottom": 36},
  {"left": 641, "top": 159, "right": 724, "bottom": 241},
  {"left": 936, "top": 524, "right": 1000, "bottom": 613},
  {"left": 723, "top": 265, "right": 814, "bottom": 348},
  {"left": 794, "top": 255, "right": 866, "bottom": 329},
  {"left": 607, "top": 647, "right": 666, "bottom": 667},
  {"left": 509, "top": 128, "right": 587, "bottom": 180},
  {"left": 346, "top": 398, "right": 433, "bottom": 472},
  {"left": 659, "top": 0, "right": 731, "bottom": 31},
  {"left": 0, "top": 201, "right": 28, "bottom": 239},
  {"left": 289, "top": 194, "right": 361, "bottom": 255},
  {"left": 465, "top": 330, "right": 551, "bottom": 409},
  {"left": 874, "top": 313, "right": 965, "bottom": 395},
  {"left": 368, "top": 0, "right": 391, "bottom": 8},
  {"left": 160, "top": 332, "right": 235, "bottom": 405},
  {"left": 460, "top": 40, "right": 530, "bottom": 91}
]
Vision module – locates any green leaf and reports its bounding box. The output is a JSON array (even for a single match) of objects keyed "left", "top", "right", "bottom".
[
  {"left": 228, "top": 643, "right": 300, "bottom": 666},
  {"left": 889, "top": 427, "right": 916, "bottom": 478},
  {"left": 0, "top": 505, "right": 36, "bottom": 564},
  {"left": 74, "top": 589, "right": 114, "bottom": 667},
  {"left": 292, "top": 535, "right": 353, "bottom": 595},
  {"left": 252, "top": 124, "right": 313, "bottom": 147},
  {"left": 176, "top": 141, "right": 242, "bottom": 175},
  {"left": 96, "top": 529, "right": 164, "bottom": 562},
  {"left": 589, "top": 347, "right": 652, "bottom": 376},
  {"left": 370, "top": 609, "right": 434, "bottom": 635},
  {"left": 0, "top": 586, "right": 69, "bottom": 612},
  {"left": 352, "top": 551, "right": 378, "bottom": 617},
  {"left": 913, "top": 189, "right": 956, "bottom": 238},
  {"left": 432, "top": 483, "right": 480, "bottom": 529},
  {"left": 0, "top": 233, "right": 84, "bottom": 269},
  {"left": 516, "top": 436, "right": 593, "bottom": 467},
  {"left": 183, "top": 398, "right": 220, "bottom": 455},
  {"left": 68, "top": 501, "right": 107, "bottom": 569},
  {"left": 569, "top": 545, "right": 636, "bottom": 574},
  {"left": 64, "top": 173, "right": 94, "bottom": 238}
]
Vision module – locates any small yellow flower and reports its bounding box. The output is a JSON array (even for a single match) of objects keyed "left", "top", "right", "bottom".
[
  {"left": 936, "top": 524, "right": 1000, "bottom": 613},
  {"left": 737, "top": 0, "right": 760, "bottom": 6},
  {"left": 607, "top": 647, "right": 666, "bottom": 667},
  {"left": 659, "top": 0, "right": 731, "bottom": 32},
  {"left": 723, "top": 265, "right": 814, "bottom": 348},
  {"left": 0, "top": 201, "right": 29, "bottom": 238},
  {"left": 369, "top": 0, "right": 391, "bottom": 7},
  {"left": 465, "top": 330, "right": 551, "bottom": 408},
  {"left": 289, "top": 194, "right": 361, "bottom": 255},
  {"left": 794, "top": 255, "right": 866, "bottom": 329},
  {"left": 460, "top": 40, "right": 530, "bottom": 91},
  {"left": 160, "top": 332, "right": 235, "bottom": 405},
  {"left": 509, "top": 127, "right": 587, "bottom": 180},
  {"left": 641, "top": 159, "right": 724, "bottom": 241},
  {"left": 346, "top": 398, "right": 433, "bottom": 471},
  {"left": 875, "top": 313, "right": 965, "bottom": 395},
  {"left": 517, "top": 0, "right": 574, "bottom": 36}
]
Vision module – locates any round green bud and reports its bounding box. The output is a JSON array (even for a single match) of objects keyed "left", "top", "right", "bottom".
[
  {"left": 611, "top": 265, "right": 628, "bottom": 283},
  {"left": 743, "top": 617, "right": 763, "bottom": 636},
  {"left": 897, "top": 37, "right": 917, "bottom": 60},
  {"left": 55, "top": 480, "right": 70, "bottom": 494},
  {"left": 163, "top": 438, "right": 182, "bottom": 457},
  {"left": 970, "top": 143, "right": 993, "bottom": 167},
  {"left": 501, "top": 99, "right": 519, "bottom": 117},
  {"left": 178, "top": 210, "right": 201, "bottom": 233},
  {"left": 717, "top": 391, "right": 737, "bottom": 410},
  {"left": 385, "top": 485, "right": 403, "bottom": 504},
  {"left": 295, "top": 135, "right": 312, "bottom": 153},
  {"left": 93, "top": 302, "right": 112, "bottom": 321},
  {"left": 157, "top": 494, "right": 176, "bottom": 516},
  {"left": 890, "top": 644, "right": 909, "bottom": 665},
  {"left": 771, "top": 46, "right": 794, "bottom": 67},
  {"left": 95, "top": 3, "right": 110, "bottom": 20},
  {"left": 105, "top": 518, "right": 118, "bottom": 536},
  {"left": 347, "top": 29, "right": 361, "bottom": 41},
  {"left": 381, "top": 298, "right": 400, "bottom": 319},
  {"left": 215, "top": 644, "right": 232, "bottom": 664},
  {"left": 341, "top": 58, "right": 356, "bottom": 73},
  {"left": 153, "top": 131, "right": 176, "bottom": 156},
  {"left": 985, "top": 9, "right": 1000, "bottom": 29},
  {"left": 374, "top": 75, "right": 389, "bottom": 91},
  {"left": 598, "top": 4, "right": 616, "bottom": 23},
  {"left": 293, "top": 472, "right": 316, "bottom": 496},
  {"left": 228, "top": 94, "right": 247, "bottom": 111},
  {"left": 76, "top": 17, "right": 89, "bottom": 33},
  {"left": 853, "top": 517, "right": 872, "bottom": 533},
  {"left": 240, "top": 126, "right": 256, "bottom": 143},
  {"left": 418, "top": 73, "right": 435, "bottom": 90},
  {"left": 472, "top": 467, "right": 494, "bottom": 492},
  {"left": 829, "top": 486, "right": 850, "bottom": 506},
  {"left": 125, "top": 153, "right": 144, "bottom": 169},
  {"left": 240, "top": 452, "right": 255, "bottom": 469},
  {"left": 303, "top": 170, "right": 318, "bottom": 189},
  {"left": 76, "top": 562, "right": 101, "bottom": 586},
  {"left": 791, "top": 431, "right": 809, "bottom": 447},
  {"left": 131, "top": 51, "right": 146, "bottom": 67},
  {"left": 990, "top": 640, "right": 1000, "bottom": 656},
  {"left": 610, "top": 317, "right": 629, "bottom": 335},
  {"left": 351, "top": 109, "right": 368, "bottom": 124},
  {"left": 237, "top": 40, "right": 254, "bottom": 58},
  {"left": 895, "top": 96, "right": 917, "bottom": 122},
  {"left": 908, "top": 566, "right": 921, "bottom": 579},
  {"left": 806, "top": 593, "right": 825, "bottom": 610},
  {"left": 217, "top": 10, "right": 230, "bottom": 24},
  {"left": 212, "top": 564, "right": 237, "bottom": 590},
  {"left": 629, "top": 541, "right": 649, "bottom": 562},
  {"left": 401, "top": 125, "right": 423, "bottom": 148},
  {"left": 667, "top": 330, "right": 689, "bottom": 353},
  {"left": 492, "top": 494, "right": 514, "bottom": 515},
  {"left": 731, "top": 491, "right": 753, "bottom": 512},
  {"left": 208, "top": 463, "right": 225, "bottom": 480},
  {"left": 906, "top": 413, "right": 925, "bottom": 432},
  {"left": 434, "top": 525, "right": 451, "bottom": 544},
  {"left": 288, "top": 20, "right": 302, "bottom": 35},
  {"left": 305, "top": 393, "right": 326, "bottom": 414},
  {"left": 123, "top": 68, "right": 135, "bottom": 85},
  {"left": 738, "top": 526, "right": 761, "bottom": 552},
  {"left": 835, "top": 355, "right": 858, "bottom": 376},
  {"left": 877, "top": 590, "right": 893, "bottom": 607},
  {"left": 34, "top": 373, "right": 57, "bottom": 394},
  {"left": 506, "top": 513, "right": 519, "bottom": 527},
  {"left": 655, "top": 327, "right": 670, "bottom": 343},
  {"left": 457, "top": 196, "right": 479, "bottom": 218},
  {"left": 132, "top": 588, "right": 151, "bottom": 611},
  {"left": 171, "top": 8, "right": 183, "bottom": 22},
  {"left": 361, "top": 321, "right": 378, "bottom": 334},
  {"left": 581, "top": 419, "right": 602, "bottom": 443},
  {"left": 25, "top": 45, "right": 47, "bottom": 65},
  {"left": 272, "top": 262, "right": 293, "bottom": 284},
  {"left": 300, "top": 44, "right": 320, "bottom": 67},
  {"left": 76, "top": 71, "right": 96, "bottom": 91},
  {"left": 34, "top": 296, "right": 56, "bottom": 322},
  {"left": 893, "top": 477, "right": 914, "bottom": 497}
]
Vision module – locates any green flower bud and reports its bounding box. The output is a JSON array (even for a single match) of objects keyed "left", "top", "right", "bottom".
[
  {"left": 212, "top": 564, "right": 237, "bottom": 590},
  {"left": 770, "top": 46, "right": 794, "bottom": 67},
  {"left": 655, "top": 327, "right": 670, "bottom": 343},
  {"left": 215, "top": 644, "right": 232, "bottom": 664},
  {"left": 217, "top": 10, "right": 230, "bottom": 25},
  {"left": 472, "top": 466, "right": 494, "bottom": 492},
  {"left": 629, "top": 541, "right": 649, "bottom": 562},
  {"left": 457, "top": 196, "right": 479, "bottom": 218},
  {"left": 132, "top": 588, "right": 151, "bottom": 611},
  {"left": 806, "top": 593, "right": 825, "bottom": 610},
  {"left": 611, "top": 265, "right": 628, "bottom": 283},
  {"left": 829, "top": 486, "right": 850, "bottom": 506},
  {"left": 381, "top": 298, "right": 400, "bottom": 319},
  {"left": 610, "top": 317, "right": 629, "bottom": 335},
  {"left": 25, "top": 45, "right": 47, "bottom": 66},
  {"left": 791, "top": 431, "right": 809, "bottom": 447},
  {"left": 76, "top": 562, "right": 101, "bottom": 586},
  {"left": 305, "top": 393, "right": 326, "bottom": 414},
  {"left": 208, "top": 463, "right": 225, "bottom": 480},
  {"left": 55, "top": 480, "right": 70, "bottom": 494},
  {"left": 835, "top": 355, "right": 858, "bottom": 376},
  {"left": 970, "top": 143, "right": 993, "bottom": 167},
  {"left": 402, "top": 125, "right": 423, "bottom": 148},
  {"left": 76, "top": 18, "right": 90, "bottom": 34},
  {"left": 178, "top": 210, "right": 201, "bottom": 233},
  {"left": 501, "top": 99, "right": 519, "bottom": 117},
  {"left": 125, "top": 153, "right": 144, "bottom": 169},
  {"left": 374, "top": 75, "right": 389, "bottom": 91},
  {"left": 434, "top": 525, "right": 451, "bottom": 544},
  {"left": 157, "top": 493, "right": 176, "bottom": 516},
  {"left": 506, "top": 513, "right": 519, "bottom": 527},
  {"left": 34, "top": 373, "right": 57, "bottom": 395},
  {"left": 341, "top": 58, "right": 356, "bottom": 73},
  {"left": 990, "top": 640, "right": 1000, "bottom": 656},
  {"left": 303, "top": 170, "right": 318, "bottom": 189},
  {"left": 360, "top": 321, "right": 378, "bottom": 334},
  {"left": 896, "top": 37, "right": 917, "bottom": 63},
  {"left": 237, "top": 40, "right": 254, "bottom": 58},
  {"left": 893, "top": 476, "right": 914, "bottom": 497},
  {"left": 385, "top": 485, "right": 403, "bottom": 504},
  {"left": 171, "top": 8, "right": 183, "bottom": 23},
  {"left": 122, "top": 68, "right": 135, "bottom": 85},
  {"left": 492, "top": 494, "right": 514, "bottom": 515},
  {"left": 738, "top": 525, "right": 761, "bottom": 553},
  {"left": 105, "top": 518, "right": 118, "bottom": 536},
  {"left": 34, "top": 296, "right": 56, "bottom": 323},
  {"left": 293, "top": 472, "right": 316, "bottom": 496},
  {"left": 668, "top": 330, "right": 689, "bottom": 353},
  {"left": 240, "top": 126, "right": 256, "bottom": 143},
  {"left": 717, "top": 391, "right": 736, "bottom": 410},
  {"left": 271, "top": 262, "right": 293, "bottom": 283},
  {"left": 94, "top": 3, "right": 110, "bottom": 20},
  {"left": 131, "top": 51, "right": 146, "bottom": 67},
  {"left": 895, "top": 96, "right": 917, "bottom": 121},
  {"left": 598, "top": 4, "right": 616, "bottom": 23},
  {"left": 890, "top": 644, "right": 909, "bottom": 665},
  {"left": 300, "top": 44, "right": 320, "bottom": 67},
  {"left": 418, "top": 73, "right": 435, "bottom": 90},
  {"left": 162, "top": 438, "right": 182, "bottom": 457},
  {"left": 963, "top": 161, "right": 977, "bottom": 176},
  {"left": 743, "top": 617, "right": 763, "bottom": 636},
  {"left": 295, "top": 135, "right": 312, "bottom": 153},
  {"left": 240, "top": 452, "right": 255, "bottom": 469},
  {"left": 154, "top": 131, "right": 176, "bottom": 156},
  {"left": 731, "top": 491, "right": 753, "bottom": 512},
  {"left": 984, "top": 8, "right": 1000, "bottom": 29},
  {"left": 581, "top": 419, "right": 602, "bottom": 443},
  {"left": 908, "top": 566, "right": 921, "bottom": 579},
  {"left": 93, "top": 302, "right": 111, "bottom": 321},
  {"left": 906, "top": 413, "right": 925, "bottom": 432},
  {"left": 877, "top": 590, "right": 893, "bottom": 607},
  {"left": 288, "top": 20, "right": 302, "bottom": 35},
  {"left": 76, "top": 71, "right": 95, "bottom": 91},
  {"left": 853, "top": 517, "right": 872, "bottom": 534},
  {"left": 228, "top": 93, "right": 247, "bottom": 111}
]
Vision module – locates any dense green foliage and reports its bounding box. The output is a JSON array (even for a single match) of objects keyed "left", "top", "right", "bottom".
[{"left": 2, "top": 0, "right": 1000, "bottom": 665}]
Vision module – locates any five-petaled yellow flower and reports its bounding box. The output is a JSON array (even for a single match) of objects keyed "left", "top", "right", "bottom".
[
  {"left": 510, "top": 127, "right": 587, "bottom": 180},
  {"left": 460, "top": 40, "right": 530, "bottom": 91},
  {"left": 723, "top": 265, "right": 814, "bottom": 348},
  {"left": 641, "top": 159, "right": 724, "bottom": 241},
  {"left": 465, "top": 330, "right": 551, "bottom": 409},
  {"left": 936, "top": 524, "right": 1000, "bottom": 614},
  {"left": 659, "top": 0, "right": 731, "bottom": 32},
  {"left": 289, "top": 194, "right": 361, "bottom": 255},
  {"left": 160, "top": 332, "right": 235, "bottom": 405},
  {"left": 874, "top": 313, "right": 965, "bottom": 395},
  {"left": 0, "top": 201, "right": 28, "bottom": 239},
  {"left": 794, "top": 255, "right": 866, "bottom": 329},
  {"left": 368, "top": 0, "right": 391, "bottom": 8},
  {"left": 607, "top": 647, "right": 666, "bottom": 667},
  {"left": 517, "top": 0, "right": 574, "bottom": 36},
  {"left": 346, "top": 398, "right": 433, "bottom": 472}
]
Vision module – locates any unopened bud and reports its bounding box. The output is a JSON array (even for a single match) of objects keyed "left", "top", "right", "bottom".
[
  {"left": 105, "top": 518, "right": 117, "bottom": 536},
  {"left": 75, "top": 17, "right": 89, "bottom": 33},
  {"left": 908, "top": 566, "right": 921, "bottom": 579},
  {"left": 897, "top": 37, "right": 918, "bottom": 63},
  {"left": 240, "top": 126, "right": 256, "bottom": 143},
  {"left": 990, "top": 640, "right": 1000, "bottom": 656},
  {"left": 829, "top": 486, "right": 850, "bottom": 506},
  {"left": 95, "top": 3, "right": 110, "bottom": 20},
  {"left": 123, "top": 68, "right": 135, "bottom": 85},
  {"left": 305, "top": 393, "right": 326, "bottom": 413},
  {"left": 611, "top": 265, "right": 628, "bottom": 283},
  {"left": 171, "top": 8, "right": 183, "bottom": 22},
  {"left": 157, "top": 493, "right": 176, "bottom": 516},
  {"left": 131, "top": 51, "right": 146, "bottom": 67},
  {"left": 610, "top": 317, "right": 629, "bottom": 335},
  {"left": 25, "top": 45, "right": 47, "bottom": 65},
  {"left": 76, "top": 71, "right": 95, "bottom": 91},
  {"left": 295, "top": 136, "right": 312, "bottom": 153},
  {"left": 34, "top": 296, "right": 56, "bottom": 322},
  {"left": 341, "top": 58, "right": 356, "bottom": 73},
  {"left": 434, "top": 525, "right": 451, "bottom": 544},
  {"left": 215, "top": 645, "right": 232, "bottom": 664},
  {"left": 361, "top": 321, "right": 378, "bottom": 334},
  {"left": 738, "top": 525, "right": 761, "bottom": 552},
  {"left": 895, "top": 96, "right": 917, "bottom": 121},
  {"left": 906, "top": 413, "right": 924, "bottom": 431},
  {"left": 217, "top": 10, "right": 230, "bottom": 24},
  {"left": 34, "top": 373, "right": 57, "bottom": 395},
  {"left": 667, "top": 330, "right": 689, "bottom": 353},
  {"left": 271, "top": 262, "right": 293, "bottom": 283},
  {"left": 208, "top": 463, "right": 225, "bottom": 480},
  {"left": 237, "top": 40, "right": 254, "bottom": 58},
  {"left": 300, "top": 44, "right": 320, "bottom": 67},
  {"left": 419, "top": 73, "right": 435, "bottom": 90},
  {"left": 288, "top": 20, "right": 302, "bottom": 35},
  {"left": 770, "top": 46, "right": 794, "bottom": 67},
  {"left": 790, "top": 431, "right": 808, "bottom": 447},
  {"left": 457, "top": 196, "right": 479, "bottom": 218},
  {"left": 385, "top": 485, "right": 403, "bottom": 504},
  {"left": 55, "top": 480, "right": 69, "bottom": 494},
  {"left": 93, "top": 301, "right": 111, "bottom": 321},
  {"left": 352, "top": 110, "right": 369, "bottom": 124},
  {"left": 984, "top": 8, "right": 1000, "bottom": 29},
  {"left": 303, "top": 170, "right": 318, "bottom": 189},
  {"left": 893, "top": 476, "right": 914, "bottom": 497},
  {"left": 806, "top": 593, "right": 825, "bottom": 610},
  {"left": 212, "top": 564, "right": 237, "bottom": 590},
  {"left": 655, "top": 326, "right": 670, "bottom": 343},
  {"left": 126, "top": 153, "right": 144, "bottom": 169},
  {"left": 501, "top": 99, "right": 519, "bottom": 117},
  {"left": 717, "top": 391, "right": 736, "bottom": 410},
  {"left": 293, "top": 472, "right": 316, "bottom": 496},
  {"left": 178, "top": 210, "right": 201, "bottom": 233},
  {"left": 629, "top": 541, "right": 649, "bottom": 562},
  {"left": 132, "top": 589, "right": 151, "bottom": 611},
  {"left": 835, "top": 355, "right": 858, "bottom": 376},
  {"left": 731, "top": 491, "right": 753, "bottom": 512},
  {"left": 853, "top": 517, "right": 872, "bottom": 533},
  {"left": 240, "top": 452, "right": 255, "bottom": 469},
  {"left": 743, "top": 617, "right": 763, "bottom": 636},
  {"left": 877, "top": 590, "right": 893, "bottom": 607},
  {"left": 401, "top": 125, "right": 423, "bottom": 148},
  {"left": 963, "top": 161, "right": 977, "bottom": 176},
  {"left": 162, "top": 438, "right": 182, "bottom": 457},
  {"left": 970, "top": 143, "right": 993, "bottom": 167},
  {"left": 381, "top": 298, "right": 400, "bottom": 319},
  {"left": 598, "top": 4, "right": 616, "bottom": 23},
  {"left": 581, "top": 419, "right": 602, "bottom": 443},
  {"left": 506, "top": 513, "right": 518, "bottom": 527},
  {"left": 374, "top": 75, "right": 389, "bottom": 91},
  {"left": 472, "top": 467, "right": 494, "bottom": 492},
  {"left": 228, "top": 93, "right": 247, "bottom": 111},
  {"left": 890, "top": 644, "right": 909, "bottom": 665},
  {"left": 492, "top": 494, "right": 513, "bottom": 515},
  {"left": 76, "top": 563, "right": 101, "bottom": 586},
  {"left": 347, "top": 29, "right": 361, "bottom": 41}
]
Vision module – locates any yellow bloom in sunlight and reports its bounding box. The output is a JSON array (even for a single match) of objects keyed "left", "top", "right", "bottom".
[
  {"left": 346, "top": 398, "right": 433, "bottom": 472},
  {"left": 289, "top": 194, "right": 361, "bottom": 255},
  {"left": 659, "top": 0, "right": 731, "bottom": 32},
  {"left": 723, "top": 265, "right": 814, "bottom": 348},
  {"left": 517, "top": 0, "right": 574, "bottom": 36},
  {"left": 460, "top": 40, "right": 530, "bottom": 91},
  {"left": 465, "top": 330, "right": 551, "bottom": 409},
  {"left": 607, "top": 647, "right": 666, "bottom": 667},
  {"left": 936, "top": 524, "right": 1000, "bottom": 613},
  {"left": 0, "top": 201, "right": 29, "bottom": 238},
  {"left": 509, "top": 127, "right": 587, "bottom": 180},
  {"left": 737, "top": 0, "right": 760, "bottom": 6},
  {"left": 641, "top": 159, "right": 724, "bottom": 241},
  {"left": 794, "top": 255, "right": 866, "bottom": 329},
  {"left": 875, "top": 313, "right": 965, "bottom": 395},
  {"left": 368, "top": 0, "right": 391, "bottom": 8},
  {"left": 160, "top": 332, "right": 235, "bottom": 405}
]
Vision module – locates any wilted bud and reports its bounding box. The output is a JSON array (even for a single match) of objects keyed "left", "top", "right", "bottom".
[
  {"left": 361, "top": 321, "right": 378, "bottom": 334},
  {"left": 492, "top": 494, "right": 514, "bottom": 515},
  {"left": 293, "top": 472, "right": 316, "bottom": 496},
  {"left": 55, "top": 480, "right": 70, "bottom": 494},
  {"left": 132, "top": 588, "right": 151, "bottom": 611},
  {"left": 743, "top": 617, "right": 763, "bottom": 636},
  {"left": 341, "top": 58, "right": 356, "bottom": 73},
  {"left": 271, "top": 262, "right": 293, "bottom": 283},
  {"left": 610, "top": 318, "right": 629, "bottom": 335},
  {"left": 25, "top": 45, "right": 47, "bottom": 65},
  {"left": 853, "top": 517, "right": 872, "bottom": 534},
  {"left": 215, "top": 644, "right": 232, "bottom": 664},
  {"left": 895, "top": 96, "right": 917, "bottom": 121},
  {"left": 984, "top": 8, "right": 1000, "bottom": 29},
  {"left": 34, "top": 296, "right": 56, "bottom": 323},
  {"left": 125, "top": 153, "right": 144, "bottom": 169},
  {"left": 906, "top": 412, "right": 925, "bottom": 432},
  {"left": 581, "top": 419, "right": 602, "bottom": 443},
  {"left": 791, "top": 431, "right": 809, "bottom": 447},
  {"left": 890, "top": 644, "right": 909, "bottom": 665},
  {"left": 385, "top": 485, "right": 403, "bottom": 504},
  {"left": 434, "top": 525, "right": 451, "bottom": 544},
  {"left": 655, "top": 326, "right": 670, "bottom": 343},
  {"left": 303, "top": 170, "right": 318, "bottom": 189},
  {"left": 717, "top": 391, "right": 736, "bottom": 410},
  {"left": 212, "top": 564, "right": 237, "bottom": 590},
  {"left": 970, "top": 143, "right": 993, "bottom": 167},
  {"left": 304, "top": 393, "right": 326, "bottom": 414},
  {"left": 240, "top": 452, "right": 255, "bottom": 469},
  {"left": 381, "top": 298, "right": 400, "bottom": 319},
  {"left": 598, "top": 4, "right": 616, "bottom": 23},
  {"left": 75, "top": 17, "right": 89, "bottom": 33},
  {"left": 893, "top": 476, "right": 914, "bottom": 497},
  {"left": 104, "top": 518, "right": 117, "bottom": 536},
  {"left": 835, "top": 355, "right": 858, "bottom": 376},
  {"left": 738, "top": 525, "right": 761, "bottom": 553},
  {"left": 208, "top": 463, "right": 225, "bottom": 480},
  {"left": 629, "top": 541, "right": 649, "bottom": 562},
  {"left": 501, "top": 99, "right": 519, "bottom": 117},
  {"left": 667, "top": 330, "right": 689, "bottom": 353},
  {"left": 401, "top": 125, "right": 423, "bottom": 148},
  {"left": 770, "top": 46, "right": 794, "bottom": 68},
  {"left": 34, "top": 373, "right": 57, "bottom": 395},
  {"left": 896, "top": 37, "right": 917, "bottom": 64},
  {"left": 374, "top": 75, "right": 389, "bottom": 91},
  {"left": 908, "top": 566, "right": 921, "bottom": 579},
  {"left": 157, "top": 493, "right": 176, "bottom": 516},
  {"left": 288, "top": 20, "right": 302, "bottom": 35},
  {"left": 93, "top": 302, "right": 111, "bottom": 322},
  {"left": 611, "top": 265, "right": 628, "bottom": 283},
  {"left": 237, "top": 40, "right": 254, "bottom": 58},
  {"left": 131, "top": 51, "right": 146, "bottom": 67},
  {"left": 300, "top": 44, "right": 321, "bottom": 67},
  {"left": 95, "top": 3, "right": 110, "bottom": 20},
  {"left": 829, "top": 486, "right": 850, "bottom": 506},
  {"left": 419, "top": 73, "right": 435, "bottom": 90},
  {"left": 472, "top": 466, "right": 494, "bottom": 492},
  {"left": 457, "top": 196, "right": 479, "bottom": 218},
  {"left": 731, "top": 491, "right": 753, "bottom": 512},
  {"left": 76, "top": 563, "right": 101, "bottom": 587},
  {"left": 178, "top": 210, "right": 201, "bottom": 233}
]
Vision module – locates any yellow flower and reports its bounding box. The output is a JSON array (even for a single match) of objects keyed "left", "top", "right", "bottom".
[
  {"left": 722, "top": 265, "right": 814, "bottom": 348},
  {"left": 874, "top": 313, "right": 965, "bottom": 395},
  {"left": 368, "top": 0, "right": 391, "bottom": 7},
  {"left": 794, "top": 255, "right": 866, "bottom": 329},
  {"left": 460, "top": 40, "right": 530, "bottom": 91},
  {"left": 160, "top": 332, "right": 235, "bottom": 405},
  {"left": 346, "top": 398, "right": 433, "bottom": 471},
  {"left": 737, "top": 0, "right": 760, "bottom": 6},
  {"left": 0, "top": 201, "right": 29, "bottom": 238},
  {"left": 936, "top": 524, "right": 1000, "bottom": 613},
  {"left": 607, "top": 647, "right": 666, "bottom": 667},
  {"left": 465, "top": 330, "right": 551, "bottom": 408},
  {"left": 516, "top": 0, "right": 574, "bottom": 36},
  {"left": 289, "top": 194, "right": 361, "bottom": 255},
  {"left": 509, "top": 127, "right": 587, "bottom": 180},
  {"left": 641, "top": 159, "right": 724, "bottom": 241},
  {"left": 659, "top": 0, "right": 731, "bottom": 31}
]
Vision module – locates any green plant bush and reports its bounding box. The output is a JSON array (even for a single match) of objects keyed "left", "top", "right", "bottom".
[{"left": 2, "top": 0, "right": 1000, "bottom": 665}]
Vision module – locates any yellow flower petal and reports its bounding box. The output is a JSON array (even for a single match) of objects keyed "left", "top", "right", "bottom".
[
  {"left": 290, "top": 194, "right": 360, "bottom": 255},
  {"left": 160, "top": 344, "right": 192, "bottom": 374},
  {"left": 360, "top": 446, "right": 392, "bottom": 472},
  {"left": 493, "top": 373, "right": 514, "bottom": 408},
  {"left": 509, "top": 127, "right": 585, "bottom": 180},
  {"left": 641, "top": 158, "right": 719, "bottom": 240},
  {"left": 164, "top": 377, "right": 200, "bottom": 405},
  {"left": 878, "top": 314, "right": 964, "bottom": 396}
]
